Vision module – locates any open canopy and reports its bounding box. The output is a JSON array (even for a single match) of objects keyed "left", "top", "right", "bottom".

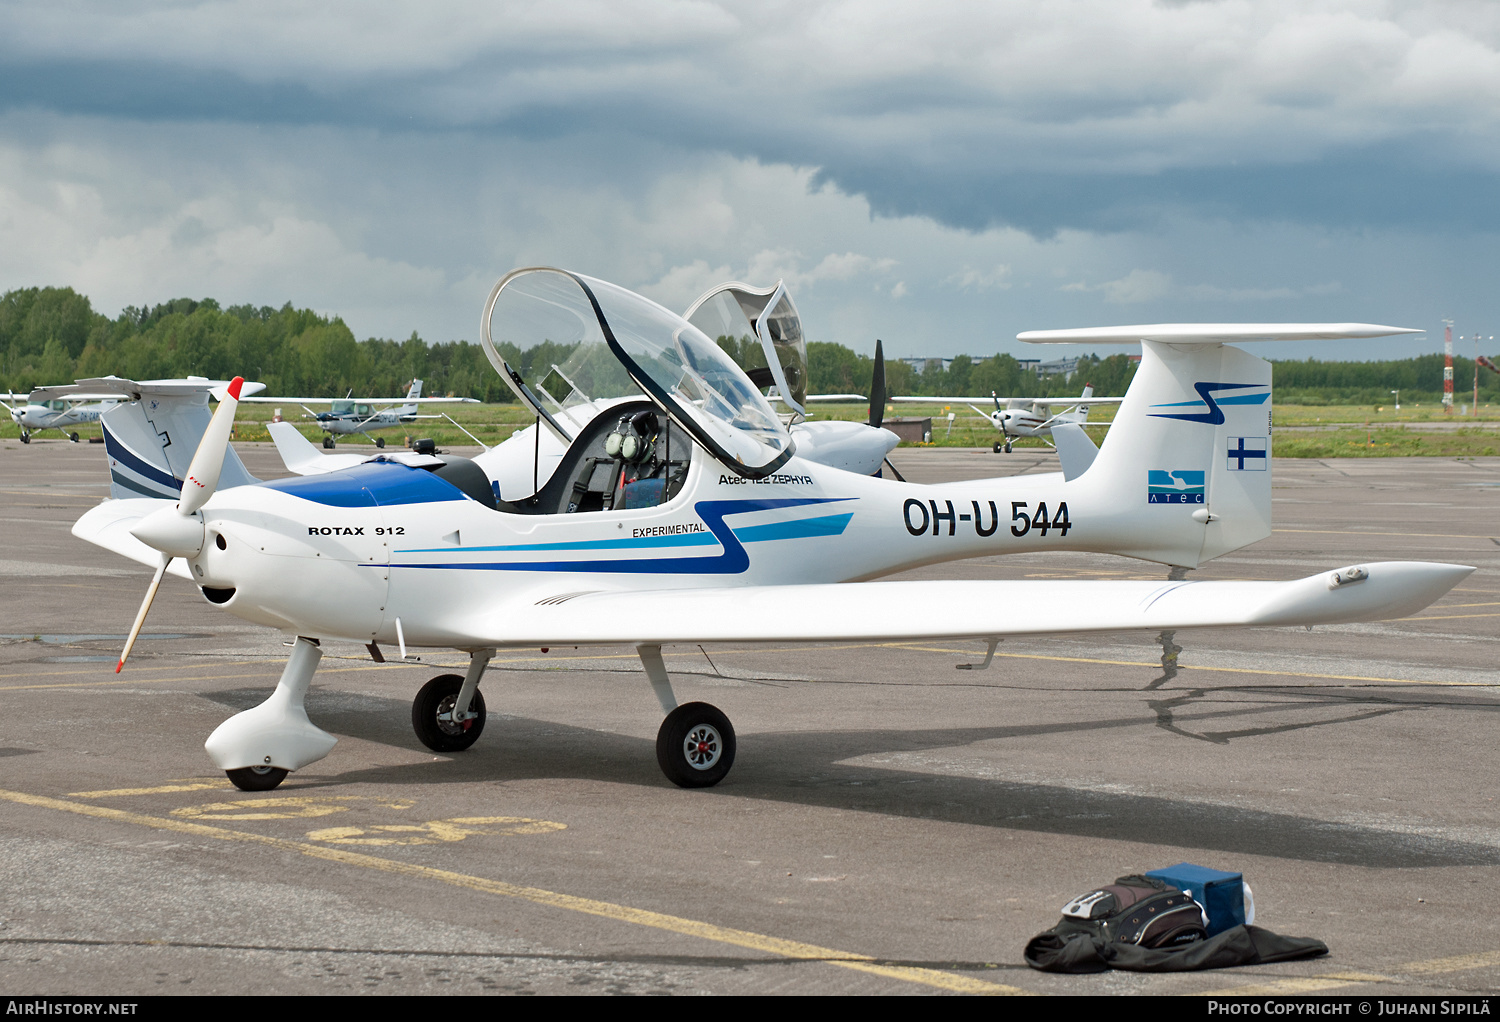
[
  {"left": 684, "top": 281, "right": 809, "bottom": 415},
  {"left": 481, "top": 268, "right": 794, "bottom": 477}
]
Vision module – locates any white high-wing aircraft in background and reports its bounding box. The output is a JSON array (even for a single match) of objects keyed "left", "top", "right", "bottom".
[
  {"left": 2, "top": 387, "right": 122, "bottom": 443},
  {"left": 241, "top": 379, "right": 478, "bottom": 448},
  {"left": 70, "top": 272, "right": 1468, "bottom": 795},
  {"left": 890, "top": 386, "right": 1126, "bottom": 453}
]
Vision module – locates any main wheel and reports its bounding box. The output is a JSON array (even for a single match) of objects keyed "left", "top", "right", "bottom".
[
  {"left": 656, "top": 702, "right": 735, "bottom": 788},
  {"left": 412, "top": 674, "right": 487, "bottom": 752},
  {"left": 375, "top": 437, "right": 386, "bottom": 449},
  {"left": 69, "top": 432, "right": 79, "bottom": 443},
  {"left": 226, "top": 765, "right": 288, "bottom": 791},
  {"left": 322, "top": 436, "right": 335, "bottom": 449}
]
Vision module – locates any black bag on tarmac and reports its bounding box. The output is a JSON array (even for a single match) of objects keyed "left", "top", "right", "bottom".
[{"left": 1024, "top": 874, "right": 1328, "bottom": 973}]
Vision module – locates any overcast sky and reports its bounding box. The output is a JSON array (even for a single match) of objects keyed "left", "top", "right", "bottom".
[{"left": 4, "top": 0, "right": 1499, "bottom": 361}]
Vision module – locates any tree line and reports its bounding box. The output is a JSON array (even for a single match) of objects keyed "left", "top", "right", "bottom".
[{"left": 3, "top": 286, "right": 1494, "bottom": 405}]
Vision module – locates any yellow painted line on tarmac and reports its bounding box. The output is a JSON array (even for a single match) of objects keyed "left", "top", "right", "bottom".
[
  {"left": 0, "top": 787, "right": 1025, "bottom": 995},
  {"left": 67, "top": 781, "right": 234, "bottom": 798},
  {"left": 1198, "top": 949, "right": 1500, "bottom": 996},
  {"left": 0, "top": 661, "right": 431, "bottom": 692},
  {"left": 1405, "top": 611, "right": 1500, "bottom": 621},
  {"left": 1274, "top": 528, "right": 1497, "bottom": 540},
  {"left": 1198, "top": 971, "right": 1393, "bottom": 996},
  {"left": 890, "top": 645, "right": 1491, "bottom": 688},
  {"left": 1402, "top": 949, "right": 1500, "bottom": 974},
  {"left": 1423, "top": 601, "right": 1500, "bottom": 609}
]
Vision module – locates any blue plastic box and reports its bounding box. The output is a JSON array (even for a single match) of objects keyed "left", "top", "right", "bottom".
[{"left": 1145, "top": 862, "right": 1246, "bottom": 936}]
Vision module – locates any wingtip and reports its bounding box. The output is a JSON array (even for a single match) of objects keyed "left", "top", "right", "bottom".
[
  {"left": 114, "top": 660, "right": 124, "bottom": 674},
  {"left": 227, "top": 376, "right": 244, "bottom": 401}
]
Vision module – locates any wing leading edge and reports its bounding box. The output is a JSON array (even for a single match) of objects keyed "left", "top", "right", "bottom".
[{"left": 463, "top": 562, "right": 1471, "bottom": 648}]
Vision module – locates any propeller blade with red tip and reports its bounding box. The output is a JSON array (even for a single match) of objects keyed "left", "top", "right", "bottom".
[
  {"left": 180, "top": 376, "right": 244, "bottom": 516},
  {"left": 117, "top": 554, "right": 170, "bottom": 673},
  {"left": 119, "top": 375, "right": 244, "bottom": 671}
]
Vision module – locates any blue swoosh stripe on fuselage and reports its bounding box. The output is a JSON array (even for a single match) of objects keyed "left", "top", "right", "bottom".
[
  {"left": 379, "top": 498, "right": 849, "bottom": 575},
  {"left": 394, "top": 511, "right": 854, "bottom": 554}
]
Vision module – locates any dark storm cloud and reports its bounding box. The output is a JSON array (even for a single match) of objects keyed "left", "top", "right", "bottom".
[{"left": 7, "top": 1, "right": 1500, "bottom": 239}]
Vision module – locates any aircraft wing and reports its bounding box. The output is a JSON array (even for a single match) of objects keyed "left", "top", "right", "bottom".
[
  {"left": 802, "top": 394, "right": 868, "bottom": 402},
  {"left": 71, "top": 498, "right": 193, "bottom": 580},
  {"left": 456, "top": 562, "right": 1470, "bottom": 648},
  {"left": 241, "top": 396, "right": 478, "bottom": 404},
  {"left": 889, "top": 395, "right": 1125, "bottom": 405}
]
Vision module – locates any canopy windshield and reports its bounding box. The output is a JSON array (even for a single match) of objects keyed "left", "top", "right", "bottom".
[
  {"left": 483, "top": 268, "right": 793, "bottom": 476},
  {"left": 684, "top": 281, "right": 809, "bottom": 414}
]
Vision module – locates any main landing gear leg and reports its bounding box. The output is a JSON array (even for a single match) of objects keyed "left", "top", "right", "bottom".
[
  {"left": 1146, "top": 567, "right": 1192, "bottom": 690},
  {"left": 957, "top": 638, "right": 1000, "bottom": 671},
  {"left": 411, "top": 649, "right": 491, "bottom": 753},
  {"left": 205, "top": 636, "right": 337, "bottom": 791},
  {"left": 639, "top": 643, "right": 736, "bottom": 789}
]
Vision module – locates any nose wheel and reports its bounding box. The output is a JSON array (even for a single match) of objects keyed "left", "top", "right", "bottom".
[
  {"left": 656, "top": 702, "right": 735, "bottom": 788},
  {"left": 323, "top": 436, "right": 335, "bottom": 449},
  {"left": 226, "top": 765, "right": 289, "bottom": 791},
  {"left": 412, "top": 673, "right": 487, "bottom": 752}
]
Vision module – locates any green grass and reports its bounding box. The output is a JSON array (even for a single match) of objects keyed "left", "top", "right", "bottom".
[{"left": 4, "top": 400, "right": 1496, "bottom": 457}]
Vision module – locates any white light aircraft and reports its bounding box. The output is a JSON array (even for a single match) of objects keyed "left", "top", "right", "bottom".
[
  {"left": 70, "top": 273, "right": 1469, "bottom": 794},
  {"left": 3, "top": 387, "right": 123, "bottom": 443},
  {"left": 242, "top": 379, "right": 478, "bottom": 448},
  {"left": 891, "top": 386, "right": 1126, "bottom": 453}
]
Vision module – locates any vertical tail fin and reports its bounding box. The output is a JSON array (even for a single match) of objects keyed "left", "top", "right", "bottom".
[
  {"left": 1020, "top": 322, "right": 1418, "bottom": 567},
  {"left": 406, "top": 379, "right": 423, "bottom": 400},
  {"left": 87, "top": 378, "right": 262, "bottom": 500},
  {"left": 1081, "top": 341, "right": 1271, "bottom": 567}
]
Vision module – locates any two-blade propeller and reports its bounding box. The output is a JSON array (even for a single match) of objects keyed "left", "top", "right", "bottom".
[
  {"left": 866, "top": 339, "right": 906, "bottom": 481},
  {"left": 117, "top": 376, "right": 244, "bottom": 672},
  {"left": 867, "top": 339, "right": 886, "bottom": 431}
]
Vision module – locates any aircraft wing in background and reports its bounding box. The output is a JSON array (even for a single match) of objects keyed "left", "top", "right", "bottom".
[
  {"left": 240, "top": 395, "right": 477, "bottom": 404},
  {"left": 889, "top": 395, "right": 1125, "bottom": 405}
]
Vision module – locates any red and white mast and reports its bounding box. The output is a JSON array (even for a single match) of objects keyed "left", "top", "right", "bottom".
[{"left": 1443, "top": 320, "right": 1454, "bottom": 414}]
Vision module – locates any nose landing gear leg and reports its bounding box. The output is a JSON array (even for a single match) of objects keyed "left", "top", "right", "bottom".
[
  {"left": 639, "top": 643, "right": 735, "bottom": 789},
  {"left": 206, "top": 636, "right": 337, "bottom": 791}
]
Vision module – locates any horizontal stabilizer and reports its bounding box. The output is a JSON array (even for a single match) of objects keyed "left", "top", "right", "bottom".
[
  {"left": 453, "top": 561, "right": 1471, "bottom": 648},
  {"left": 1018, "top": 323, "right": 1421, "bottom": 346},
  {"left": 72, "top": 499, "right": 193, "bottom": 579},
  {"left": 32, "top": 376, "right": 267, "bottom": 402}
]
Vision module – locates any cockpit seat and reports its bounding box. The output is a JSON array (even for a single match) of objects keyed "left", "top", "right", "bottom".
[{"left": 500, "top": 400, "right": 690, "bottom": 515}]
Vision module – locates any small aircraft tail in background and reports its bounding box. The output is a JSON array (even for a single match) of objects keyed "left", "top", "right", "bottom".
[{"left": 392, "top": 379, "right": 424, "bottom": 418}]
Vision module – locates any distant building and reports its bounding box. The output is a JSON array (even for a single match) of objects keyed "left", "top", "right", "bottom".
[
  {"left": 899, "top": 357, "right": 955, "bottom": 374},
  {"left": 906, "top": 356, "right": 1077, "bottom": 376}
]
